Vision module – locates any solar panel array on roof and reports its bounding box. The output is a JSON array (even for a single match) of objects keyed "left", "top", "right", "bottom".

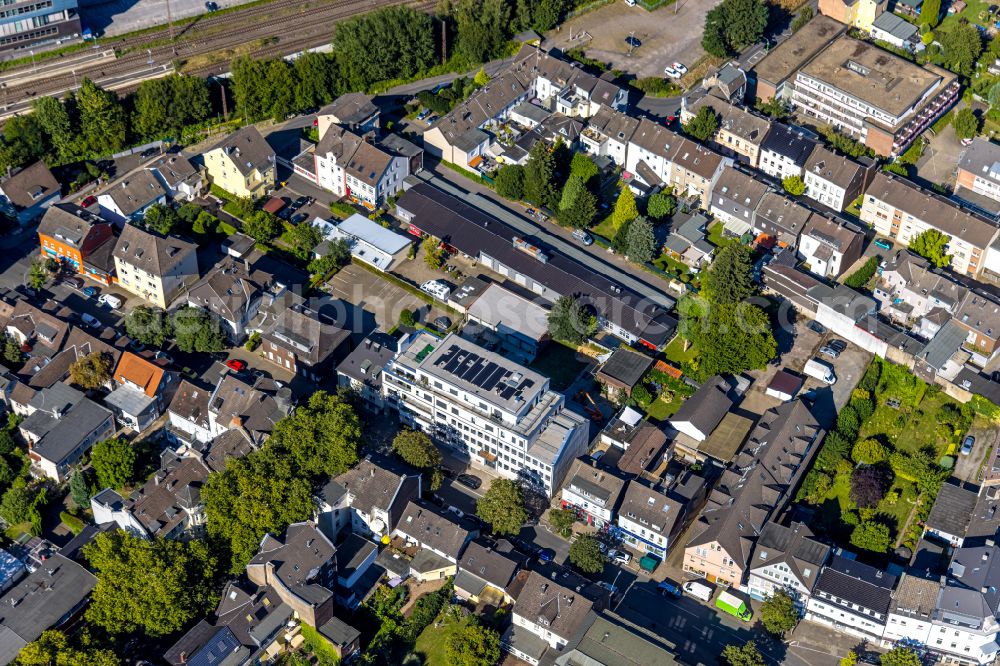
[{"left": 434, "top": 344, "right": 535, "bottom": 400}]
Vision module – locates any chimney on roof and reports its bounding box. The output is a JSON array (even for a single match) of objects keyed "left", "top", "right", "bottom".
[{"left": 231, "top": 416, "right": 243, "bottom": 428}]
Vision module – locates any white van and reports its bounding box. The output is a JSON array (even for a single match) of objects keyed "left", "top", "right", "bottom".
[
  {"left": 99, "top": 293, "right": 123, "bottom": 309},
  {"left": 420, "top": 280, "right": 451, "bottom": 301},
  {"left": 804, "top": 358, "right": 837, "bottom": 385},
  {"left": 682, "top": 580, "right": 714, "bottom": 602}
]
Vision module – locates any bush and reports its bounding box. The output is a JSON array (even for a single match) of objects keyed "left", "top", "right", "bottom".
[
  {"left": 844, "top": 256, "right": 879, "bottom": 288},
  {"left": 399, "top": 309, "right": 415, "bottom": 327},
  {"left": 245, "top": 332, "right": 261, "bottom": 352},
  {"left": 852, "top": 438, "right": 889, "bottom": 465},
  {"left": 59, "top": 511, "right": 85, "bottom": 535},
  {"left": 836, "top": 405, "right": 861, "bottom": 439}
]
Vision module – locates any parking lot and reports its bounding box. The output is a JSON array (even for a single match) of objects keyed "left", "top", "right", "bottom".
[
  {"left": 325, "top": 263, "right": 453, "bottom": 334},
  {"left": 546, "top": 0, "right": 720, "bottom": 79},
  {"left": 80, "top": 0, "right": 254, "bottom": 36}
]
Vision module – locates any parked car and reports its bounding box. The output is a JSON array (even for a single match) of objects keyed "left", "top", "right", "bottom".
[
  {"left": 80, "top": 313, "right": 101, "bottom": 328},
  {"left": 538, "top": 548, "right": 555, "bottom": 563},
  {"left": 205, "top": 1, "right": 218, "bottom": 10},
  {"left": 81, "top": 195, "right": 98, "bottom": 208},
  {"left": 818, "top": 345, "right": 840, "bottom": 359},
  {"left": 457, "top": 473, "right": 482, "bottom": 490},
  {"left": 683, "top": 581, "right": 713, "bottom": 602},
  {"left": 592, "top": 449, "right": 605, "bottom": 461},
  {"left": 290, "top": 212, "right": 309, "bottom": 225},
  {"left": 62, "top": 276, "right": 84, "bottom": 289},
  {"left": 82, "top": 286, "right": 98, "bottom": 298},
  {"left": 962, "top": 436, "right": 975, "bottom": 455},
  {"left": 98, "top": 293, "right": 123, "bottom": 309},
  {"left": 625, "top": 35, "right": 641, "bottom": 48},
  {"left": 129, "top": 339, "right": 146, "bottom": 353},
  {"left": 828, "top": 339, "right": 847, "bottom": 353},
  {"left": 663, "top": 65, "right": 682, "bottom": 79},
  {"left": 154, "top": 351, "right": 174, "bottom": 365},
  {"left": 226, "top": 359, "right": 247, "bottom": 372},
  {"left": 610, "top": 549, "right": 631, "bottom": 565},
  {"left": 140, "top": 147, "right": 159, "bottom": 159},
  {"left": 434, "top": 316, "right": 452, "bottom": 330},
  {"left": 874, "top": 239, "right": 892, "bottom": 251},
  {"left": 807, "top": 321, "right": 825, "bottom": 334},
  {"left": 658, "top": 579, "right": 682, "bottom": 598},
  {"left": 672, "top": 62, "right": 688, "bottom": 75},
  {"left": 572, "top": 229, "right": 594, "bottom": 245}
]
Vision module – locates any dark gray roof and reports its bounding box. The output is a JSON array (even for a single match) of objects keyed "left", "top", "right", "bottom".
[
  {"left": 458, "top": 540, "right": 519, "bottom": 590},
  {"left": 318, "top": 616, "right": 360, "bottom": 647},
  {"left": 102, "top": 169, "right": 167, "bottom": 216},
  {"left": 396, "top": 183, "right": 677, "bottom": 347},
  {"left": 113, "top": 223, "right": 197, "bottom": 277},
  {"left": 334, "top": 459, "right": 409, "bottom": 519},
  {"left": 0, "top": 161, "right": 59, "bottom": 209},
  {"left": 917, "top": 318, "right": 968, "bottom": 370},
  {"left": 0, "top": 554, "right": 96, "bottom": 655},
  {"left": 248, "top": 522, "right": 336, "bottom": 607},
  {"left": 814, "top": 554, "right": 896, "bottom": 615},
  {"left": 619, "top": 480, "right": 682, "bottom": 537},
  {"left": 208, "top": 126, "right": 274, "bottom": 177},
  {"left": 512, "top": 571, "right": 594, "bottom": 643},
  {"left": 597, "top": 349, "right": 654, "bottom": 389},
  {"left": 669, "top": 377, "right": 734, "bottom": 436},
  {"left": 320, "top": 93, "right": 378, "bottom": 125},
  {"left": 946, "top": 542, "right": 1000, "bottom": 618},
  {"left": 29, "top": 396, "right": 112, "bottom": 466},
  {"left": 544, "top": 611, "right": 676, "bottom": 666},
  {"left": 926, "top": 482, "right": 979, "bottom": 539},
  {"left": 761, "top": 124, "right": 817, "bottom": 165},
  {"left": 335, "top": 533, "right": 378, "bottom": 583},
  {"left": 262, "top": 302, "right": 349, "bottom": 367},
  {"left": 749, "top": 521, "right": 830, "bottom": 591},
  {"left": 397, "top": 500, "right": 471, "bottom": 560}
]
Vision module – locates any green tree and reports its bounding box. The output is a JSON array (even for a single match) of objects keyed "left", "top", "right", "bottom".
[
  {"left": 445, "top": 621, "right": 501, "bottom": 666},
  {"left": 760, "top": 589, "right": 799, "bottom": 635},
  {"left": 494, "top": 164, "right": 525, "bottom": 200},
  {"left": 702, "top": 0, "right": 768, "bottom": 56},
  {"left": 704, "top": 243, "right": 754, "bottom": 304},
  {"left": 841, "top": 651, "right": 859, "bottom": 666},
  {"left": 84, "top": 530, "right": 218, "bottom": 637},
  {"left": 722, "top": 641, "right": 766, "bottom": 666},
  {"left": 242, "top": 211, "right": 281, "bottom": 243},
  {"left": 268, "top": 391, "right": 361, "bottom": 479},
  {"left": 331, "top": 6, "right": 436, "bottom": 91},
  {"left": 70, "top": 468, "right": 92, "bottom": 508},
  {"left": 683, "top": 106, "right": 720, "bottom": 142},
  {"left": 91, "top": 437, "right": 137, "bottom": 491},
  {"left": 909, "top": 228, "right": 951, "bottom": 268},
  {"left": 850, "top": 520, "right": 892, "bottom": 553},
  {"left": 192, "top": 210, "right": 217, "bottom": 235},
  {"left": 32, "top": 96, "right": 76, "bottom": 163},
  {"left": 881, "top": 647, "right": 922, "bottom": 666},
  {"left": 0, "top": 115, "right": 48, "bottom": 174},
  {"left": 531, "top": 0, "right": 564, "bottom": 31},
  {"left": 623, "top": 215, "right": 655, "bottom": 263},
  {"left": 27, "top": 260, "right": 47, "bottom": 291},
  {"left": 0, "top": 485, "right": 45, "bottom": 535},
  {"left": 611, "top": 186, "right": 638, "bottom": 230},
  {"left": 569, "top": 152, "right": 600, "bottom": 187},
  {"left": 701, "top": 5, "right": 729, "bottom": 57},
  {"left": 476, "top": 478, "right": 528, "bottom": 535},
  {"left": 647, "top": 190, "right": 677, "bottom": 220},
  {"left": 287, "top": 221, "right": 322, "bottom": 260},
  {"left": 293, "top": 52, "right": 337, "bottom": 111},
  {"left": 392, "top": 429, "right": 443, "bottom": 489},
  {"left": 399, "top": 308, "right": 416, "bottom": 327},
  {"left": 308, "top": 238, "right": 350, "bottom": 277},
  {"left": 953, "top": 107, "right": 981, "bottom": 140},
  {"left": 548, "top": 295, "right": 597, "bottom": 344},
  {"left": 453, "top": 0, "right": 512, "bottom": 64},
  {"left": 1, "top": 334, "right": 22, "bottom": 366},
  {"left": 69, "top": 352, "right": 112, "bottom": 390},
  {"left": 124, "top": 305, "right": 170, "bottom": 347},
  {"left": 473, "top": 67, "right": 490, "bottom": 87},
  {"left": 791, "top": 5, "right": 814, "bottom": 31},
  {"left": 524, "top": 141, "right": 558, "bottom": 208},
  {"left": 681, "top": 300, "right": 776, "bottom": 378},
  {"left": 558, "top": 174, "right": 597, "bottom": 228},
  {"left": 568, "top": 534, "right": 604, "bottom": 573},
  {"left": 941, "top": 23, "right": 982, "bottom": 76},
  {"left": 852, "top": 438, "right": 889, "bottom": 464},
  {"left": 920, "top": 0, "right": 942, "bottom": 28},
  {"left": 755, "top": 96, "right": 791, "bottom": 121},
  {"left": 782, "top": 175, "right": 806, "bottom": 196},
  {"left": 132, "top": 74, "right": 211, "bottom": 139},
  {"left": 142, "top": 204, "right": 180, "bottom": 235},
  {"left": 203, "top": 447, "right": 316, "bottom": 572},
  {"left": 17, "top": 630, "right": 121, "bottom": 666},
  {"left": 76, "top": 79, "right": 127, "bottom": 156},
  {"left": 423, "top": 235, "right": 445, "bottom": 269},
  {"left": 171, "top": 305, "right": 225, "bottom": 353},
  {"left": 548, "top": 508, "right": 575, "bottom": 538}
]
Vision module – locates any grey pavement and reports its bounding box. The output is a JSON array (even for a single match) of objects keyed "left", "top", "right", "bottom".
[
  {"left": 418, "top": 168, "right": 675, "bottom": 310},
  {"left": 385, "top": 57, "right": 514, "bottom": 97}
]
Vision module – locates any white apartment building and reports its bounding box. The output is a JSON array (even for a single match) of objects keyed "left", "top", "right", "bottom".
[
  {"left": 580, "top": 107, "right": 638, "bottom": 166},
  {"left": 861, "top": 172, "right": 1000, "bottom": 278},
  {"left": 312, "top": 126, "right": 409, "bottom": 209},
  {"left": 381, "top": 332, "right": 589, "bottom": 497},
  {"left": 883, "top": 574, "right": 938, "bottom": 653},
  {"left": 745, "top": 521, "right": 830, "bottom": 605},
  {"left": 758, "top": 124, "right": 817, "bottom": 180},
  {"left": 803, "top": 145, "right": 871, "bottom": 212},
  {"left": 508, "top": 571, "right": 595, "bottom": 664},
  {"left": 625, "top": 118, "right": 677, "bottom": 191},
  {"left": 806, "top": 555, "right": 897, "bottom": 641},
  {"left": 957, "top": 139, "right": 1000, "bottom": 207},
  {"left": 559, "top": 458, "right": 625, "bottom": 528},
  {"left": 616, "top": 480, "right": 680, "bottom": 559}
]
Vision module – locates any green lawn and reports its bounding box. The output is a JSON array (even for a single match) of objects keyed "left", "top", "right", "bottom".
[
  {"left": 706, "top": 222, "right": 734, "bottom": 249},
  {"left": 590, "top": 213, "right": 617, "bottom": 240},
  {"left": 414, "top": 612, "right": 473, "bottom": 666},
  {"left": 663, "top": 337, "right": 699, "bottom": 367},
  {"left": 935, "top": 0, "right": 992, "bottom": 37},
  {"left": 531, "top": 342, "right": 588, "bottom": 391},
  {"left": 645, "top": 393, "right": 685, "bottom": 421},
  {"left": 652, "top": 253, "right": 691, "bottom": 279}
]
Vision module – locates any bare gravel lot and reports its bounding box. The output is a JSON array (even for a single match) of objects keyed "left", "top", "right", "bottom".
[{"left": 546, "top": 0, "right": 721, "bottom": 78}]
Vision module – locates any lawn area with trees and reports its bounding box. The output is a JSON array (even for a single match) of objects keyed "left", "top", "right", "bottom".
[{"left": 795, "top": 359, "right": 986, "bottom": 555}]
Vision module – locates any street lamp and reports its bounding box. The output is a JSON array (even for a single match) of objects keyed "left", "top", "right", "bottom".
[{"left": 29, "top": 50, "right": 35, "bottom": 73}]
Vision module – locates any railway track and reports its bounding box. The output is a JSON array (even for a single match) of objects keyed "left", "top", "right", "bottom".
[{"left": 0, "top": 0, "right": 425, "bottom": 113}]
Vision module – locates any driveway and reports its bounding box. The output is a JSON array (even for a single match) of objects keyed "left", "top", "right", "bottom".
[
  {"left": 955, "top": 424, "right": 998, "bottom": 484},
  {"left": 325, "top": 263, "right": 451, "bottom": 334}
]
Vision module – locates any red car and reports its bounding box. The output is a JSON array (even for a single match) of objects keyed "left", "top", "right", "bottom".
[
  {"left": 225, "top": 359, "right": 247, "bottom": 372},
  {"left": 81, "top": 195, "right": 97, "bottom": 208}
]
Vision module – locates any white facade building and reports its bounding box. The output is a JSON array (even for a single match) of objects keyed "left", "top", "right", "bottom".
[{"left": 381, "top": 332, "right": 589, "bottom": 497}]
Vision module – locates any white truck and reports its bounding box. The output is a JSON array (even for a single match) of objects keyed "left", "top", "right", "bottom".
[
  {"left": 682, "top": 580, "right": 714, "bottom": 602},
  {"left": 804, "top": 358, "right": 836, "bottom": 385}
]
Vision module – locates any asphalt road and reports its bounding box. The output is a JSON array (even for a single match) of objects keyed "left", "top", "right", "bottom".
[{"left": 418, "top": 168, "right": 675, "bottom": 310}]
